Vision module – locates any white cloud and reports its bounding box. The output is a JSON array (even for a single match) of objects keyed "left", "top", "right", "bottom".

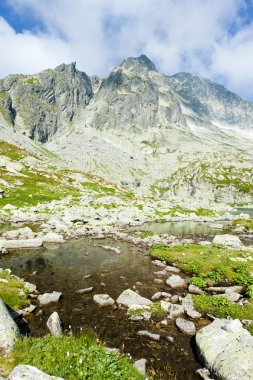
[{"left": 1, "top": 0, "right": 253, "bottom": 99}]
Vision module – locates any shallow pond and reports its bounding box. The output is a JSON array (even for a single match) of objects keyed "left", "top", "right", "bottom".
[
  {"left": 0, "top": 236, "right": 203, "bottom": 379},
  {"left": 130, "top": 221, "right": 229, "bottom": 236},
  {"left": 232, "top": 208, "right": 253, "bottom": 219}
]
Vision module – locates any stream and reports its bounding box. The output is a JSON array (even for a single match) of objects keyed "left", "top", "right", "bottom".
[{"left": 0, "top": 235, "right": 203, "bottom": 379}]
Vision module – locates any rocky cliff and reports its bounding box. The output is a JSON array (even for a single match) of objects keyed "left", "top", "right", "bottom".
[{"left": 0, "top": 55, "right": 252, "bottom": 205}]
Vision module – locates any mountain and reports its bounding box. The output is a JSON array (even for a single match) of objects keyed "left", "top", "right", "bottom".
[{"left": 0, "top": 55, "right": 252, "bottom": 206}]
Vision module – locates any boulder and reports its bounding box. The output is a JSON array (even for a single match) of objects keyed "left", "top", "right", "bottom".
[
  {"left": 4, "top": 239, "right": 43, "bottom": 249},
  {"left": 0, "top": 298, "right": 20, "bottom": 354},
  {"left": 175, "top": 317, "right": 196, "bottom": 336},
  {"left": 213, "top": 234, "right": 242, "bottom": 248},
  {"left": 196, "top": 319, "right": 253, "bottom": 380},
  {"left": 46, "top": 312, "right": 62, "bottom": 337},
  {"left": 188, "top": 284, "right": 203, "bottom": 294},
  {"left": 38, "top": 291, "right": 62, "bottom": 306},
  {"left": 42, "top": 233, "right": 65, "bottom": 243},
  {"left": 116, "top": 289, "right": 152, "bottom": 307},
  {"left": 93, "top": 294, "right": 115, "bottom": 306},
  {"left": 9, "top": 365, "right": 64, "bottom": 379},
  {"left": 166, "top": 274, "right": 187, "bottom": 289}
]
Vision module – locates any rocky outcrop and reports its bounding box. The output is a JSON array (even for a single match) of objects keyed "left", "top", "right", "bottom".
[
  {"left": 46, "top": 312, "right": 62, "bottom": 337},
  {"left": 0, "top": 63, "right": 93, "bottom": 142},
  {"left": 9, "top": 365, "right": 64, "bottom": 380},
  {"left": 0, "top": 298, "right": 20, "bottom": 354},
  {"left": 196, "top": 319, "right": 253, "bottom": 380}
]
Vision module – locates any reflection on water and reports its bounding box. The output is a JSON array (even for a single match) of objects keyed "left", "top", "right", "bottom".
[
  {"left": 232, "top": 208, "right": 253, "bottom": 219},
  {"left": 131, "top": 221, "right": 228, "bottom": 236},
  {"left": 0, "top": 236, "right": 201, "bottom": 380}
]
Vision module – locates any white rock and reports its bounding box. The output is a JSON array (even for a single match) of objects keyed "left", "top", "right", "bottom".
[
  {"left": 4, "top": 239, "right": 43, "bottom": 249},
  {"left": 137, "top": 330, "right": 160, "bottom": 341},
  {"left": 42, "top": 232, "right": 65, "bottom": 243},
  {"left": 93, "top": 294, "right": 115, "bottom": 306},
  {"left": 46, "top": 312, "right": 62, "bottom": 337},
  {"left": 213, "top": 234, "right": 242, "bottom": 248},
  {"left": 24, "top": 282, "right": 36, "bottom": 293},
  {"left": 116, "top": 289, "right": 152, "bottom": 307},
  {"left": 188, "top": 284, "right": 203, "bottom": 294},
  {"left": 38, "top": 291, "right": 62, "bottom": 306},
  {"left": 196, "top": 319, "right": 253, "bottom": 380},
  {"left": 166, "top": 274, "right": 187, "bottom": 288},
  {"left": 9, "top": 365, "right": 64, "bottom": 379},
  {"left": 134, "top": 359, "right": 147, "bottom": 375},
  {"left": 175, "top": 317, "right": 196, "bottom": 336},
  {"left": 0, "top": 298, "right": 20, "bottom": 354}
]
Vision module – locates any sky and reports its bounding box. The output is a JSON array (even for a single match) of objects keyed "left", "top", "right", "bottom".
[{"left": 0, "top": 0, "right": 253, "bottom": 100}]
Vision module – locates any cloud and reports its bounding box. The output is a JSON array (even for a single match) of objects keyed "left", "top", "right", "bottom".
[{"left": 1, "top": 0, "right": 253, "bottom": 99}]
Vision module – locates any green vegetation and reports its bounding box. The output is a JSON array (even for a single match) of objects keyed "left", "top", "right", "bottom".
[
  {"left": 138, "top": 230, "right": 156, "bottom": 238},
  {"left": 193, "top": 295, "right": 253, "bottom": 321},
  {"left": 0, "top": 167, "right": 81, "bottom": 208},
  {"left": 232, "top": 218, "right": 253, "bottom": 231},
  {"left": 0, "top": 270, "right": 30, "bottom": 310},
  {"left": 5, "top": 334, "right": 144, "bottom": 380},
  {"left": 128, "top": 302, "right": 167, "bottom": 319},
  {"left": 81, "top": 181, "right": 116, "bottom": 195},
  {"left": 151, "top": 243, "right": 253, "bottom": 289},
  {"left": 0, "top": 140, "right": 33, "bottom": 161},
  {"left": 23, "top": 77, "right": 40, "bottom": 86}
]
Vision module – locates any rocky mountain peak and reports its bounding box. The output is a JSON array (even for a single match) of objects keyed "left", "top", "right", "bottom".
[
  {"left": 120, "top": 54, "right": 157, "bottom": 72},
  {"left": 54, "top": 62, "right": 77, "bottom": 75}
]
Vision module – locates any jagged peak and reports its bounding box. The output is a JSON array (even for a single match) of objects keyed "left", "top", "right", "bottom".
[
  {"left": 54, "top": 62, "right": 77, "bottom": 74},
  {"left": 119, "top": 54, "right": 157, "bottom": 72}
]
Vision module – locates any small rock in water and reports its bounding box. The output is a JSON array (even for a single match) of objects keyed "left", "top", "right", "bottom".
[
  {"left": 93, "top": 294, "right": 115, "bottom": 306},
  {"left": 38, "top": 291, "right": 62, "bottom": 306},
  {"left": 170, "top": 295, "right": 180, "bottom": 304},
  {"left": 154, "top": 278, "right": 163, "bottom": 284},
  {"left": 137, "top": 330, "right": 160, "bottom": 341},
  {"left": 196, "top": 368, "right": 214, "bottom": 380},
  {"left": 152, "top": 259, "right": 166, "bottom": 267},
  {"left": 166, "top": 274, "right": 187, "bottom": 289},
  {"left": 165, "top": 265, "right": 180, "bottom": 273},
  {"left": 46, "top": 312, "right": 62, "bottom": 337},
  {"left": 175, "top": 317, "right": 196, "bottom": 336},
  {"left": 134, "top": 359, "right": 147, "bottom": 375},
  {"left": 151, "top": 292, "right": 162, "bottom": 301},
  {"left": 116, "top": 289, "right": 152, "bottom": 307},
  {"left": 75, "top": 287, "right": 94, "bottom": 294}
]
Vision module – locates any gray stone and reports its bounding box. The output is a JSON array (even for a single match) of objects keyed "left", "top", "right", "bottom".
[
  {"left": 188, "top": 284, "right": 203, "bottom": 294},
  {"left": 75, "top": 287, "right": 94, "bottom": 294},
  {"left": 213, "top": 234, "right": 243, "bottom": 248},
  {"left": 0, "top": 298, "right": 20, "bottom": 354},
  {"left": 175, "top": 317, "right": 196, "bottom": 336},
  {"left": 116, "top": 289, "right": 152, "bottom": 307},
  {"left": 46, "top": 312, "right": 62, "bottom": 337},
  {"left": 9, "top": 365, "right": 64, "bottom": 379},
  {"left": 38, "top": 291, "right": 62, "bottom": 306},
  {"left": 4, "top": 239, "right": 43, "bottom": 249},
  {"left": 166, "top": 274, "right": 187, "bottom": 289},
  {"left": 24, "top": 282, "right": 37, "bottom": 293},
  {"left": 134, "top": 359, "right": 146, "bottom": 375},
  {"left": 137, "top": 330, "right": 160, "bottom": 341},
  {"left": 196, "top": 319, "right": 253, "bottom": 380},
  {"left": 42, "top": 233, "right": 65, "bottom": 243},
  {"left": 93, "top": 294, "right": 115, "bottom": 306}
]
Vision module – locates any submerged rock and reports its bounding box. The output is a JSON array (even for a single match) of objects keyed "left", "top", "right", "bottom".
[
  {"left": 116, "top": 289, "right": 152, "bottom": 307},
  {"left": 196, "top": 319, "right": 253, "bottom": 380},
  {"left": 9, "top": 365, "right": 64, "bottom": 379},
  {"left": 137, "top": 330, "right": 160, "bottom": 341},
  {"left": 0, "top": 298, "right": 20, "bottom": 354},
  {"left": 46, "top": 312, "right": 62, "bottom": 337},
  {"left": 93, "top": 294, "right": 115, "bottom": 306}
]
